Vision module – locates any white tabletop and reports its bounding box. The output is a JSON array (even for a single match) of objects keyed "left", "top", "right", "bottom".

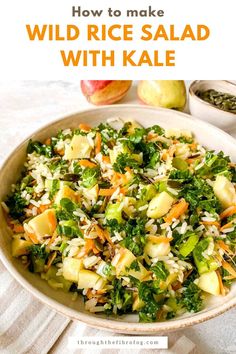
[{"left": 0, "top": 81, "right": 235, "bottom": 354}]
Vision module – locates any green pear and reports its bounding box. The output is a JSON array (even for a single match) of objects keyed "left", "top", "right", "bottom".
[{"left": 138, "top": 80, "right": 186, "bottom": 110}]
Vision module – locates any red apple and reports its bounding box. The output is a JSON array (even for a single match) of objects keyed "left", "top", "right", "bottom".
[{"left": 81, "top": 80, "right": 132, "bottom": 105}]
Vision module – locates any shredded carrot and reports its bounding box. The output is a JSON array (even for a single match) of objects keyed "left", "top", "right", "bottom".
[
  {"left": 94, "top": 224, "right": 106, "bottom": 242},
  {"left": 147, "top": 132, "right": 157, "bottom": 141},
  {"left": 47, "top": 232, "right": 58, "bottom": 246},
  {"left": 102, "top": 155, "right": 111, "bottom": 164},
  {"left": 220, "top": 219, "right": 236, "bottom": 231},
  {"left": 96, "top": 289, "right": 107, "bottom": 295},
  {"left": 111, "top": 173, "right": 119, "bottom": 184},
  {"left": 104, "top": 229, "right": 113, "bottom": 244},
  {"left": 85, "top": 239, "right": 94, "bottom": 252},
  {"left": 148, "top": 235, "right": 173, "bottom": 243},
  {"left": 220, "top": 206, "right": 236, "bottom": 219},
  {"left": 86, "top": 289, "right": 105, "bottom": 299},
  {"left": 217, "top": 240, "right": 234, "bottom": 255},
  {"left": 189, "top": 143, "right": 197, "bottom": 151},
  {"left": 111, "top": 171, "right": 123, "bottom": 181},
  {"left": 161, "top": 152, "right": 168, "bottom": 161},
  {"left": 27, "top": 204, "right": 34, "bottom": 210},
  {"left": 124, "top": 167, "right": 132, "bottom": 174},
  {"left": 44, "top": 138, "right": 51, "bottom": 146},
  {"left": 79, "top": 160, "right": 97, "bottom": 168},
  {"left": 102, "top": 155, "right": 111, "bottom": 163},
  {"left": 45, "top": 251, "right": 57, "bottom": 271},
  {"left": 86, "top": 289, "right": 107, "bottom": 300},
  {"left": 186, "top": 157, "right": 200, "bottom": 164},
  {"left": 222, "top": 260, "right": 236, "bottom": 278},
  {"left": 119, "top": 173, "right": 128, "bottom": 182},
  {"left": 48, "top": 211, "right": 57, "bottom": 232},
  {"left": 77, "top": 240, "right": 93, "bottom": 257},
  {"left": 216, "top": 270, "right": 226, "bottom": 296},
  {"left": 13, "top": 224, "right": 25, "bottom": 233},
  {"left": 119, "top": 187, "right": 127, "bottom": 195},
  {"left": 161, "top": 147, "right": 175, "bottom": 161},
  {"left": 111, "top": 172, "right": 128, "bottom": 187},
  {"left": 55, "top": 149, "right": 64, "bottom": 156},
  {"left": 38, "top": 204, "right": 50, "bottom": 213},
  {"left": 94, "top": 224, "right": 113, "bottom": 244},
  {"left": 186, "top": 158, "right": 194, "bottom": 164},
  {"left": 29, "top": 234, "right": 38, "bottom": 244},
  {"left": 26, "top": 231, "right": 38, "bottom": 244},
  {"left": 95, "top": 132, "right": 102, "bottom": 155},
  {"left": 84, "top": 239, "right": 100, "bottom": 255},
  {"left": 164, "top": 199, "right": 189, "bottom": 224},
  {"left": 110, "top": 175, "right": 119, "bottom": 186},
  {"left": 79, "top": 123, "right": 91, "bottom": 132},
  {"left": 85, "top": 289, "right": 93, "bottom": 298},
  {"left": 201, "top": 221, "right": 220, "bottom": 228},
  {"left": 98, "top": 188, "right": 116, "bottom": 197}
]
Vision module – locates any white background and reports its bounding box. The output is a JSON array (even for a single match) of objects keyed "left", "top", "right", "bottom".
[{"left": 0, "top": 0, "right": 235, "bottom": 80}]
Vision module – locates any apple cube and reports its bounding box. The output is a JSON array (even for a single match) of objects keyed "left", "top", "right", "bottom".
[
  {"left": 113, "top": 248, "right": 136, "bottom": 276},
  {"left": 175, "top": 143, "right": 190, "bottom": 159},
  {"left": 132, "top": 293, "right": 145, "bottom": 311},
  {"left": 147, "top": 191, "right": 174, "bottom": 219},
  {"left": 62, "top": 257, "right": 83, "bottom": 282},
  {"left": 64, "top": 135, "right": 92, "bottom": 160},
  {"left": 12, "top": 238, "right": 33, "bottom": 257},
  {"left": 159, "top": 273, "right": 178, "bottom": 290},
  {"left": 54, "top": 185, "right": 78, "bottom": 205},
  {"left": 128, "top": 262, "right": 151, "bottom": 281},
  {"left": 165, "top": 129, "right": 192, "bottom": 139},
  {"left": 127, "top": 120, "right": 143, "bottom": 135},
  {"left": 84, "top": 184, "right": 99, "bottom": 201},
  {"left": 77, "top": 269, "right": 103, "bottom": 289},
  {"left": 109, "top": 145, "right": 128, "bottom": 164},
  {"left": 26, "top": 209, "right": 57, "bottom": 240},
  {"left": 213, "top": 175, "right": 236, "bottom": 208},
  {"left": 196, "top": 271, "right": 220, "bottom": 296},
  {"left": 144, "top": 238, "right": 170, "bottom": 258}
]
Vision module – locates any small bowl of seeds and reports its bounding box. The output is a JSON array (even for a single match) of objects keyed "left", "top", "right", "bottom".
[{"left": 189, "top": 80, "right": 236, "bottom": 133}]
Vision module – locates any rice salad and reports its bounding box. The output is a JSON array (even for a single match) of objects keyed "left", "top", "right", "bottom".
[{"left": 3, "top": 119, "right": 236, "bottom": 322}]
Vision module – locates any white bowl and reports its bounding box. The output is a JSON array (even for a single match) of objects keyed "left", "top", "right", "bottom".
[
  {"left": 1, "top": 105, "right": 236, "bottom": 334},
  {"left": 189, "top": 80, "right": 236, "bottom": 133}
]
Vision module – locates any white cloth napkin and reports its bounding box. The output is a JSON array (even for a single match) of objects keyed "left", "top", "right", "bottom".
[
  {"left": 0, "top": 261, "right": 196, "bottom": 354},
  {"left": 0, "top": 261, "right": 70, "bottom": 354}
]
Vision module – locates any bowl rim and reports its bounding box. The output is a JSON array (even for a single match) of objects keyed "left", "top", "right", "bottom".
[
  {"left": 189, "top": 80, "right": 236, "bottom": 118},
  {"left": 1, "top": 103, "right": 236, "bottom": 333}
]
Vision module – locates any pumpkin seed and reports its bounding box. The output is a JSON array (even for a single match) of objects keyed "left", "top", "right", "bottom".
[{"left": 196, "top": 89, "right": 236, "bottom": 114}]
